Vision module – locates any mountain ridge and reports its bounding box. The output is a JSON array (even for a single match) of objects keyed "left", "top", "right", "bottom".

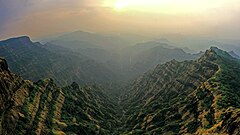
[
  {"left": 0, "top": 36, "right": 31, "bottom": 43},
  {"left": 0, "top": 36, "right": 202, "bottom": 87},
  {"left": 118, "top": 47, "right": 240, "bottom": 134},
  {"left": 1, "top": 41, "right": 240, "bottom": 134},
  {"left": 0, "top": 36, "right": 117, "bottom": 85},
  {"left": 0, "top": 57, "right": 119, "bottom": 134}
]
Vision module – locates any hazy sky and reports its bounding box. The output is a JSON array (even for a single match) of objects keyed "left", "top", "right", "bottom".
[{"left": 0, "top": 0, "right": 240, "bottom": 40}]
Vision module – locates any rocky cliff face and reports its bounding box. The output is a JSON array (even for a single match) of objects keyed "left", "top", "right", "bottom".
[{"left": 0, "top": 58, "right": 118, "bottom": 135}]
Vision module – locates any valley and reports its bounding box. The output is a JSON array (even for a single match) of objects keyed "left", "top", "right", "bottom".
[
  {"left": 0, "top": 0, "right": 240, "bottom": 135},
  {"left": 1, "top": 36, "right": 240, "bottom": 134},
  {"left": 1, "top": 0, "right": 240, "bottom": 134}
]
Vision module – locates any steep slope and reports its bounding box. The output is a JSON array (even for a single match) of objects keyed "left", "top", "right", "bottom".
[
  {"left": 120, "top": 47, "right": 240, "bottom": 134},
  {"left": 0, "top": 36, "right": 116, "bottom": 85},
  {"left": 0, "top": 57, "right": 119, "bottom": 135},
  {"left": 61, "top": 83, "right": 119, "bottom": 134}
]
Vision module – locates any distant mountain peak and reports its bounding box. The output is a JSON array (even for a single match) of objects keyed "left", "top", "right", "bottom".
[
  {"left": 5, "top": 36, "right": 30, "bottom": 41},
  {"left": 0, "top": 36, "right": 32, "bottom": 45},
  {"left": 73, "top": 30, "right": 96, "bottom": 34}
]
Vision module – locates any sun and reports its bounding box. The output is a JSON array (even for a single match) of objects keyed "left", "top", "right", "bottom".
[{"left": 114, "top": 1, "right": 128, "bottom": 11}]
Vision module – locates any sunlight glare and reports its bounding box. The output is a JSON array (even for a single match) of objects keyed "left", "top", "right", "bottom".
[
  {"left": 111, "top": 0, "right": 227, "bottom": 14},
  {"left": 114, "top": 1, "right": 128, "bottom": 11}
]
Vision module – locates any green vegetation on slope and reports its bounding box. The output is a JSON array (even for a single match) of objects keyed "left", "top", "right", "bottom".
[
  {"left": 0, "top": 58, "right": 119, "bottom": 134},
  {"left": 118, "top": 47, "right": 240, "bottom": 134},
  {"left": 61, "top": 82, "right": 120, "bottom": 134},
  {"left": 1, "top": 47, "right": 240, "bottom": 134}
]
